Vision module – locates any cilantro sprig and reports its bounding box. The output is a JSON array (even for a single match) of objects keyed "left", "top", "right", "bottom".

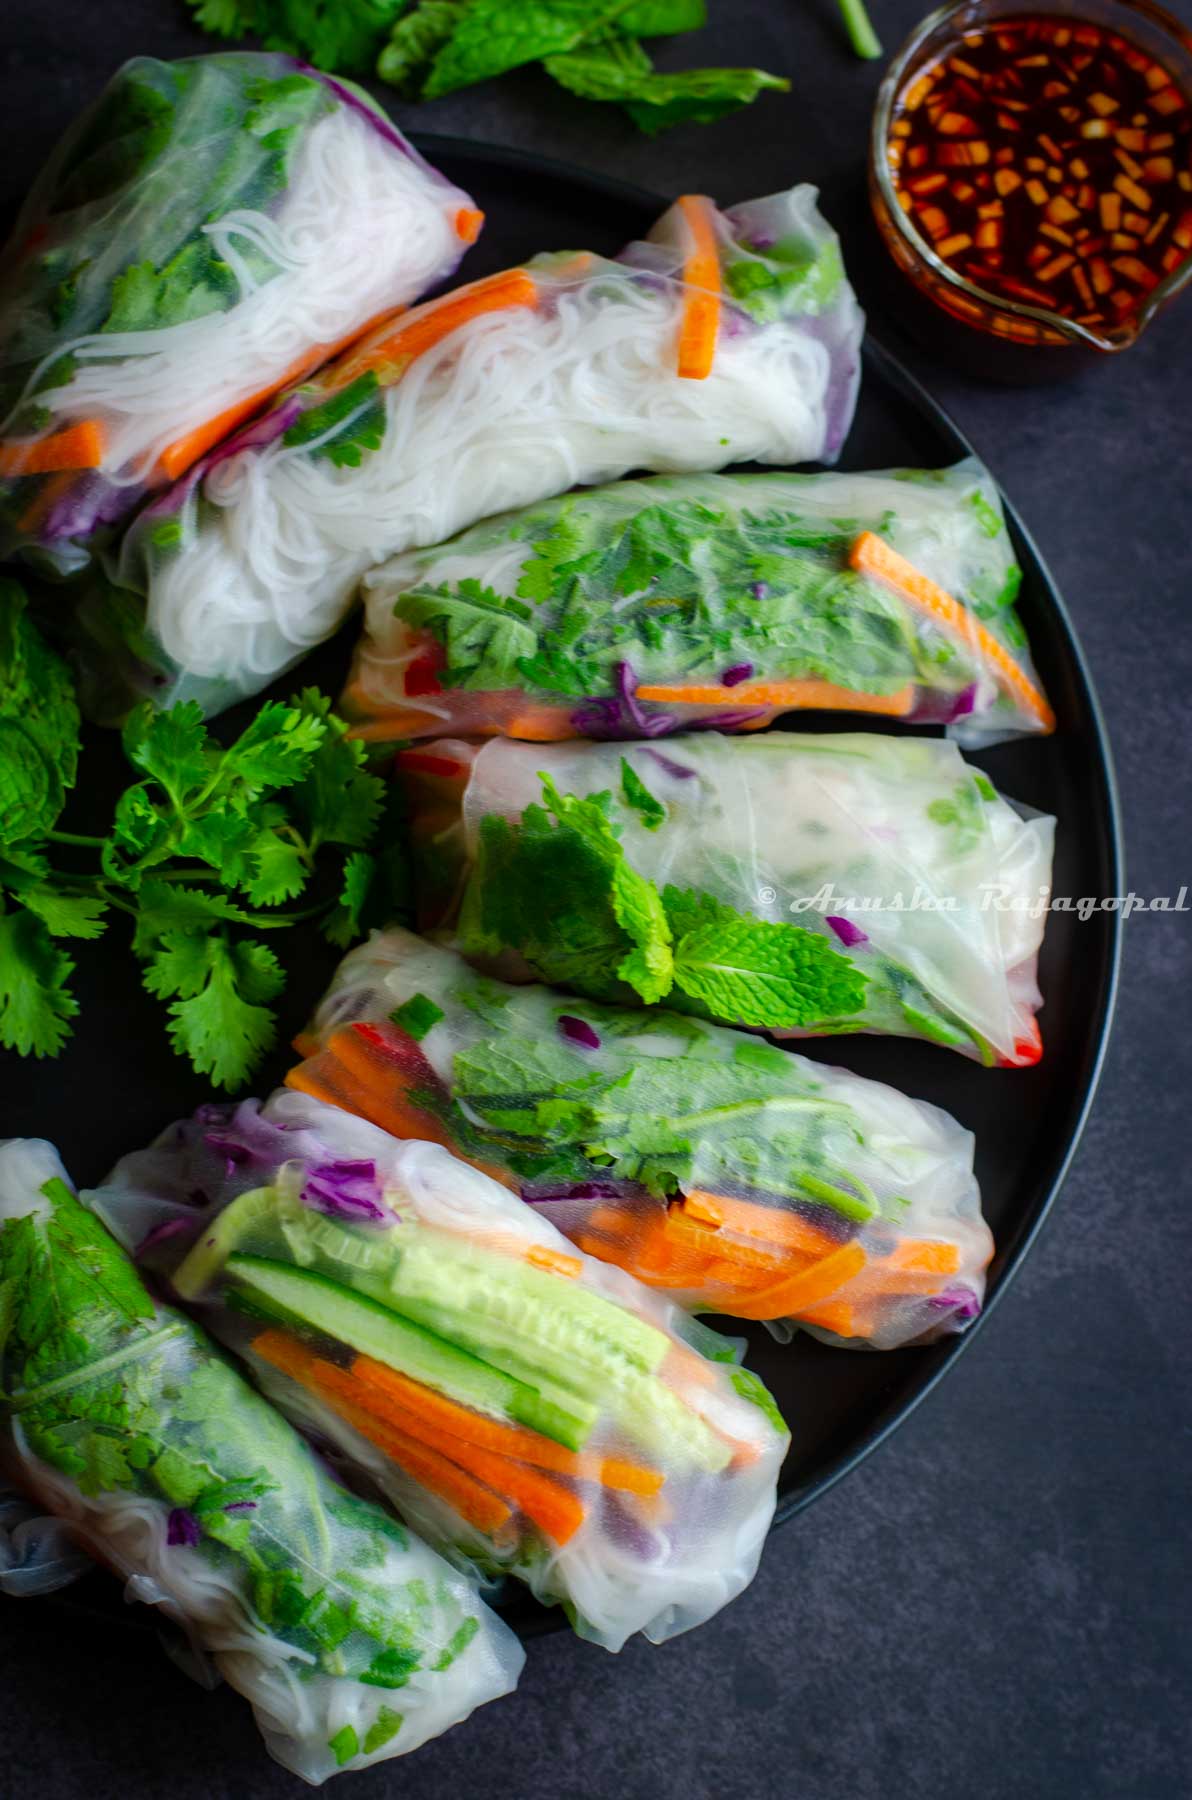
[
  {"left": 186, "top": 1, "right": 881, "bottom": 136},
  {"left": 0, "top": 581, "right": 392, "bottom": 1088}
]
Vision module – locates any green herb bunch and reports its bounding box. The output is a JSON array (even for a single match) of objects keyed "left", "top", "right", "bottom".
[
  {"left": 188, "top": 0, "right": 881, "bottom": 137},
  {"left": 0, "top": 580, "right": 394, "bottom": 1088}
]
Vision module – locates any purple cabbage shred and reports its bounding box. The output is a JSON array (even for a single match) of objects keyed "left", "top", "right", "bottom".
[
  {"left": 134, "top": 1217, "right": 195, "bottom": 1260},
  {"left": 826, "top": 914, "right": 869, "bottom": 948},
  {"left": 167, "top": 1509, "right": 201, "bottom": 1549},
  {"left": 300, "top": 1159, "right": 388, "bottom": 1224},
  {"left": 642, "top": 747, "right": 696, "bottom": 781},
  {"left": 558, "top": 1015, "right": 601, "bottom": 1051},
  {"left": 721, "top": 662, "right": 754, "bottom": 687}
]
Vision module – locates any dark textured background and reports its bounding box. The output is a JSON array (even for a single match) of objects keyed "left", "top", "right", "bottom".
[{"left": 1, "top": 3, "right": 1190, "bottom": 1797}]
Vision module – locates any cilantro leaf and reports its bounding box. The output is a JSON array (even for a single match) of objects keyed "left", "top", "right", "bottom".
[
  {"left": 220, "top": 700, "right": 327, "bottom": 794},
  {"left": 122, "top": 700, "right": 214, "bottom": 804},
  {"left": 243, "top": 829, "right": 310, "bottom": 905},
  {"left": 161, "top": 935, "right": 285, "bottom": 1089},
  {"left": 287, "top": 689, "right": 384, "bottom": 852},
  {"left": 323, "top": 851, "right": 376, "bottom": 949},
  {"left": 19, "top": 889, "right": 109, "bottom": 940},
  {"left": 663, "top": 886, "right": 868, "bottom": 1029},
  {"left": 0, "top": 907, "right": 78, "bottom": 1057},
  {"left": 619, "top": 757, "right": 665, "bottom": 830}
]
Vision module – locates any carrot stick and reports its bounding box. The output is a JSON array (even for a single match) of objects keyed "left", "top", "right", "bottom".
[
  {"left": 849, "top": 531, "right": 1056, "bottom": 731},
  {"left": 337, "top": 1373, "right": 585, "bottom": 1544},
  {"left": 353, "top": 1357, "right": 662, "bottom": 1497},
  {"left": 502, "top": 708, "right": 576, "bottom": 741},
  {"left": 284, "top": 1046, "right": 452, "bottom": 1150},
  {"left": 156, "top": 308, "right": 407, "bottom": 481},
  {"left": 16, "top": 469, "right": 77, "bottom": 534},
  {"left": 797, "top": 1301, "right": 863, "bottom": 1336},
  {"left": 331, "top": 269, "right": 538, "bottom": 390},
  {"left": 725, "top": 1242, "right": 869, "bottom": 1321},
  {"left": 252, "top": 1330, "right": 514, "bottom": 1536},
  {"left": 454, "top": 207, "right": 485, "bottom": 244},
  {"left": 681, "top": 1191, "right": 845, "bottom": 1259},
  {"left": 675, "top": 195, "right": 722, "bottom": 379},
  {"left": 663, "top": 1206, "right": 797, "bottom": 1279},
  {"left": 634, "top": 678, "right": 916, "bottom": 716},
  {"left": 0, "top": 419, "right": 105, "bottom": 478}
]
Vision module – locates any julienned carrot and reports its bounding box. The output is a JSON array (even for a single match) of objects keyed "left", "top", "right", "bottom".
[
  {"left": 797, "top": 1301, "right": 865, "bottom": 1337},
  {"left": 662, "top": 1206, "right": 794, "bottom": 1279},
  {"left": 675, "top": 194, "right": 722, "bottom": 379},
  {"left": 502, "top": 708, "right": 576, "bottom": 742},
  {"left": 353, "top": 1357, "right": 663, "bottom": 1497},
  {"left": 0, "top": 419, "right": 105, "bottom": 478},
  {"left": 331, "top": 268, "right": 539, "bottom": 389},
  {"left": 156, "top": 308, "right": 406, "bottom": 481},
  {"left": 633, "top": 678, "right": 916, "bottom": 716},
  {"left": 17, "top": 469, "right": 76, "bottom": 533},
  {"left": 326, "top": 1368, "right": 584, "bottom": 1545},
  {"left": 455, "top": 207, "right": 485, "bottom": 244},
  {"left": 284, "top": 1048, "right": 453, "bottom": 1152},
  {"left": 726, "top": 1242, "right": 869, "bottom": 1321},
  {"left": 252, "top": 1330, "right": 513, "bottom": 1535},
  {"left": 681, "top": 1191, "right": 844, "bottom": 1260},
  {"left": 849, "top": 531, "right": 1056, "bottom": 731}
]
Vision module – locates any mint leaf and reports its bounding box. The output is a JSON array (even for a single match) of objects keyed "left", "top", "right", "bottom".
[
  {"left": 619, "top": 757, "right": 665, "bottom": 830},
  {"left": 0, "top": 580, "right": 80, "bottom": 845},
  {"left": 545, "top": 36, "right": 788, "bottom": 132},
  {"left": 378, "top": 1, "right": 465, "bottom": 94},
  {"left": 424, "top": 0, "right": 630, "bottom": 97},
  {"left": 390, "top": 992, "right": 445, "bottom": 1041},
  {"left": 610, "top": 853, "right": 672, "bottom": 1002},
  {"left": 0, "top": 906, "right": 78, "bottom": 1057},
  {"left": 666, "top": 889, "right": 868, "bottom": 1030}
]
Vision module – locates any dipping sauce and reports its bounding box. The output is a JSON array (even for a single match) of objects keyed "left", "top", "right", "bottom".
[{"left": 887, "top": 13, "right": 1192, "bottom": 335}]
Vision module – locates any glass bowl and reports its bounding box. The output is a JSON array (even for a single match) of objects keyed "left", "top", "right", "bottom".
[{"left": 870, "top": 0, "right": 1192, "bottom": 376}]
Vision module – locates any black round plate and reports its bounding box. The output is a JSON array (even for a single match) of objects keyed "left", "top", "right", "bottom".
[{"left": 4, "top": 142, "right": 1122, "bottom": 1641}]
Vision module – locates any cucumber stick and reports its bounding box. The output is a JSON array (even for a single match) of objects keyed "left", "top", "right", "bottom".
[{"left": 224, "top": 1254, "right": 592, "bottom": 1450}]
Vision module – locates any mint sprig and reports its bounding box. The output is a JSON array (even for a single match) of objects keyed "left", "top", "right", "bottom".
[
  {"left": 187, "top": 0, "right": 879, "bottom": 136},
  {"left": 0, "top": 582, "right": 395, "bottom": 1088}
]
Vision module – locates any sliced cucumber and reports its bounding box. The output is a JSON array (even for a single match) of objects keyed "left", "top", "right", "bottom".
[
  {"left": 224, "top": 1254, "right": 592, "bottom": 1450},
  {"left": 173, "top": 1185, "right": 286, "bottom": 1298}
]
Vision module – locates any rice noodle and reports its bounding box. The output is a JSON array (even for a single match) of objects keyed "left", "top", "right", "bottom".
[
  {"left": 0, "top": 53, "right": 476, "bottom": 571},
  {"left": 96, "top": 185, "right": 863, "bottom": 718},
  {"left": 0, "top": 1139, "right": 522, "bottom": 1784}
]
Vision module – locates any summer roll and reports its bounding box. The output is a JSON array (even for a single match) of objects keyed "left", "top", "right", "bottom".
[
  {"left": 0, "top": 53, "right": 480, "bottom": 572},
  {"left": 397, "top": 732, "right": 1054, "bottom": 1067},
  {"left": 0, "top": 1139, "right": 522, "bottom": 1782},
  {"left": 91, "top": 185, "right": 863, "bottom": 718},
  {"left": 90, "top": 1092, "right": 789, "bottom": 1653},
  {"left": 283, "top": 930, "right": 992, "bottom": 1349},
  {"left": 343, "top": 462, "right": 1053, "bottom": 747}
]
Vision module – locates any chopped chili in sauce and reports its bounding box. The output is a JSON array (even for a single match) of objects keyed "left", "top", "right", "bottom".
[{"left": 888, "top": 15, "right": 1192, "bottom": 328}]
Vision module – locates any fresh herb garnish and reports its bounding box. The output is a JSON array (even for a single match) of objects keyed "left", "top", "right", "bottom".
[
  {"left": 456, "top": 773, "right": 867, "bottom": 1028},
  {"left": 188, "top": 0, "right": 881, "bottom": 135},
  {"left": 0, "top": 581, "right": 397, "bottom": 1088}
]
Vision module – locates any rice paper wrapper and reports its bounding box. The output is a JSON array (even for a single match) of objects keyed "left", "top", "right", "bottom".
[
  {"left": 0, "top": 1138, "right": 521, "bottom": 1783},
  {"left": 93, "top": 185, "right": 862, "bottom": 720},
  {"left": 397, "top": 730, "right": 1054, "bottom": 1067},
  {"left": 91, "top": 1092, "right": 790, "bottom": 1653},
  {"left": 284, "top": 930, "right": 992, "bottom": 1350},
  {"left": 344, "top": 459, "right": 1051, "bottom": 749},
  {"left": 0, "top": 50, "right": 476, "bottom": 559}
]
